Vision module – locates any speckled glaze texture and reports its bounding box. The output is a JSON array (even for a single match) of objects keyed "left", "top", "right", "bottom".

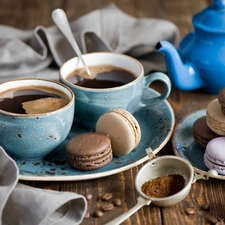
[
  {"left": 60, "top": 52, "right": 171, "bottom": 129},
  {"left": 0, "top": 109, "right": 74, "bottom": 159},
  {"left": 0, "top": 79, "right": 74, "bottom": 160},
  {"left": 15, "top": 88, "right": 175, "bottom": 181}
]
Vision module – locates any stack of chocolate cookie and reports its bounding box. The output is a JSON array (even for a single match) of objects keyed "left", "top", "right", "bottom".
[
  {"left": 203, "top": 88, "right": 225, "bottom": 174},
  {"left": 192, "top": 88, "right": 225, "bottom": 149},
  {"left": 193, "top": 88, "right": 225, "bottom": 175},
  {"left": 192, "top": 116, "right": 219, "bottom": 149}
]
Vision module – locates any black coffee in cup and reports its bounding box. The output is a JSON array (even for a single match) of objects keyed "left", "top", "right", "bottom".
[
  {"left": 66, "top": 65, "right": 136, "bottom": 88},
  {"left": 0, "top": 87, "right": 70, "bottom": 114}
]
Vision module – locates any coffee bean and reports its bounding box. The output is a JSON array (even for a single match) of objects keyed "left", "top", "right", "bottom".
[
  {"left": 85, "top": 193, "right": 93, "bottom": 201},
  {"left": 201, "top": 203, "right": 210, "bottom": 211},
  {"left": 102, "top": 203, "right": 114, "bottom": 212},
  {"left": 113, "top": 198, "right": 122, "bottom": 206},
  {"left": 102, "top": 193, "right": 113, "bottom": 201},
  {"left": 186, "top": 207, "right": 196, "bottom": 215},
  {"left": 218, "top": 217, "right": 224, "bottom": 221},
  {"left": 215, "top": 221, "right": 224, "bottom": 225},
  {"left": 206, "top": 214, "right": 218, "bottom": 223},
  {"left": 198, "top": 210, "right": 207, "bottom": 217},
  {"left": 93, "top": 210, "right": 103, "bottom": 218}
]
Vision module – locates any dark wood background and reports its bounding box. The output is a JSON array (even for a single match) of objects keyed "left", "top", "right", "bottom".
[{"left": 1, "top": 0, "right": 224, "bottom": 225}]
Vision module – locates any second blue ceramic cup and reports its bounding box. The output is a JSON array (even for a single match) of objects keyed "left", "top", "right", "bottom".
[{"left": 60, "top": 52, "right": 171, "bottom": 129}]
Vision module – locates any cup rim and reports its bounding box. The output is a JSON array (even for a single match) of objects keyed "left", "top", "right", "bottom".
[
  {"left": 0, "top": 78, "right": 75, "bottom": 117},
  {"left": 59, "top": 52, "right": 144, "bottom": 92}
]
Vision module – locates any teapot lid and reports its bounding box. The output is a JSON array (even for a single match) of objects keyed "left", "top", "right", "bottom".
[{"left": 193, "top": 0, "right": 225, "bottom": 33}]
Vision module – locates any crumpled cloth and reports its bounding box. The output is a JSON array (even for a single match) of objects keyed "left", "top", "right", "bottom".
[
  {"left": 0, "top": 147, "right": 87, "bottom": 225},
  {"left": 0, "top": 3, "right": 179, "bottom": 82}
]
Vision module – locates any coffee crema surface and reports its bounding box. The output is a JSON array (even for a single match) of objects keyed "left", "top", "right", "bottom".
[
  {"left": 67, "top": 65, "right": 136, "bottom": 88},
  {"left": 0, "top": 87, "right": 70, "bottom": 114}
]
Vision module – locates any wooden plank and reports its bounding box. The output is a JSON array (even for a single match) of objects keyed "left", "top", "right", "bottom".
[
  {"left": 2, "top": 1, "right": 225, "bottom": 225},
  {"left": 60, "top": 167, "right": 162, "bottom": 225},
  {"left": 163, "top": 179, "right": 225, "bottom": 225}
]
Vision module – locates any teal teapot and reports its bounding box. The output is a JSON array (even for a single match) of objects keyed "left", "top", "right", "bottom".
[{"left": 155, "top": 0, "right": 225, "bottom": 94}]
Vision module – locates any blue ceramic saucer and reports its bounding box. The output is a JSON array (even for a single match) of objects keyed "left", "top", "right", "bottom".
[
  {"left": 173, "top": 109, "right": 225, "bottom": 180},
  {"left": 15, "top": 88, "right": 175, "bottom": 181}
]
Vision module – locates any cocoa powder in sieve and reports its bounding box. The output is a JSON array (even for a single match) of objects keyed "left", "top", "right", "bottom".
[{"left": 141, "top": 174, "right": 185, "bottom": 198}]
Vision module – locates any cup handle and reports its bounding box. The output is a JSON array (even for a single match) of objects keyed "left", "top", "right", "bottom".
[{"left": 142, "top": 72, "right": 171, "bottom": 105}]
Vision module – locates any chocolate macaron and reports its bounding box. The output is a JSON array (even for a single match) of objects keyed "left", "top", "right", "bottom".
[
  {"left": 66, "top": 132, "right": 113, "bottom": 170},
  {"left": 193, "top": 116, "right": 219, "bottom": 149}
]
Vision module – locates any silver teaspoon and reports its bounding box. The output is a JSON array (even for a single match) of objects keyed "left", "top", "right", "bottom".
[{"left": 52, "top": 8, "right": 92, "bottom": 79}]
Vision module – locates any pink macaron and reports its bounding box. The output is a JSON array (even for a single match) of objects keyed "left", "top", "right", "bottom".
[{"left": 204, "top": 137, "right": 225, "bottom": 175}]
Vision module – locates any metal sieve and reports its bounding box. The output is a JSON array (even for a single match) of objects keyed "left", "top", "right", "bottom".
[{"left": 105, "top": 148, "right": 217, "bottom": 225}]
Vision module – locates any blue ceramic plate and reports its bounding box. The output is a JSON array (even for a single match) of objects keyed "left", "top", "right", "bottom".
[
  {"left": 172, "top": 109, "right": 225, "bottom": 180},
  {"left": 16, "top": 89, "right": 175, "bottom": 181}
]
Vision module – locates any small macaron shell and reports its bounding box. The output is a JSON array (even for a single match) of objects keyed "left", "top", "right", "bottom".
[
  {"left": 193, "top": 116, "right": 219, "bottom": 149},
  {"left": 204, "top": 137, "right": 225, "bottom": 175},
  {"left": 206, "top": 99, "right": 225, "bottom": 136},
  {"left": 218, "top": 87, "right": 225, "bottom": 115},
  {"left": 65, "top": 132, "right": 113, "bottom": 170},
  {"left": 96, "top": 108, "right": 141, "bottom": 156}
]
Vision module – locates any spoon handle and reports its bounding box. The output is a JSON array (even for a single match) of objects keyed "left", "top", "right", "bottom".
[
  {"left": 52, "top": 8, "right": 91, "bottom": 75},
  {"left": 105, "top": 196, "right": 151, "bottom": 225}
]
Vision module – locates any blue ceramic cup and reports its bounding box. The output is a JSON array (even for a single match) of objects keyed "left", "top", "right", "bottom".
[
  {"left": 0, "top": 79, "right": 75, "bottom": 160},
  {"left": 60, "top": 52, "right": 171, "bottom": 129}
]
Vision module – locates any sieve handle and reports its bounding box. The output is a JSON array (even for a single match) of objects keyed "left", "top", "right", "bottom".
[
  {"left": 105, "top": 196, "right": 151, "bottom": 225},
  {"left": 192, "top": 169, "right": 218, "bottom": 183}
]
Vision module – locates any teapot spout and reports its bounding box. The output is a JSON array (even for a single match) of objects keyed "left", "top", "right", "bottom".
[{"left": 155, "top": 41, "right": 204, "bottom": 90}]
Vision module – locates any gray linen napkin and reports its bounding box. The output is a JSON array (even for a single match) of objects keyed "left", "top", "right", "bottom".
[
  {"left": 0, "top": 147, "right": 87, "bottom": 225},
  {"left": 0, "top": 4, "right": 179, "bottom": 82}
]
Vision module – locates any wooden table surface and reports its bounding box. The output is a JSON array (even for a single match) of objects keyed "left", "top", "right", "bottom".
[{"left": 2, "top": 0, "right": 225, "bottom": 224}]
